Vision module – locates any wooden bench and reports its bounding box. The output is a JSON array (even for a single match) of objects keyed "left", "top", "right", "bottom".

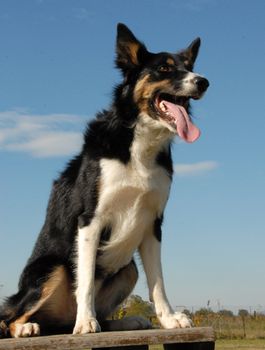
[{"left": 0, "top": 327, "right": 215, "bottom": 350}]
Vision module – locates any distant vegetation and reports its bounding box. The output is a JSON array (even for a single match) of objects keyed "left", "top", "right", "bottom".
[
  {"left": 113, "top": 295, "right": 265, "bottom": 340},
  {"left": 191, "top": 307, "right": 265, "bottom": 339}
]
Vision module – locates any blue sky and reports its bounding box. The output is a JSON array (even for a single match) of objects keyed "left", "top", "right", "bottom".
[{"left": 0, "top": 0, "right": 265, "bottom": 314}]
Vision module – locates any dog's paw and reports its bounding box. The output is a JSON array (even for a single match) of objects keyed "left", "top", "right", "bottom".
[
  {"left": 73, "top": 317, "right": 101, "bottom": 334},
  {"left": 12, "top": 322, "right": 40, "bottom": 338},
  {"left": 160, "top": 312, "right": 193, "bottom": 329}
]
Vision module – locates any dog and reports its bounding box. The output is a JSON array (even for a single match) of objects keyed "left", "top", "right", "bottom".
[{"left": 0, "top": 23, "right": 209, "bottom": 338}]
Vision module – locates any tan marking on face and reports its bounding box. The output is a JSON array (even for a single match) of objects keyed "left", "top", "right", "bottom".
[
  {"left": 133, "top": 74, "right": 151, "bottom": 102},
  {"left": 166, "top": 58, "right": 175, "bottom": 65},
  {"left": 134, "top": 75, "right": 172, "bottom": 101},
  {"left": 134, "top": 75, "right": 172, "bottom": 114}
]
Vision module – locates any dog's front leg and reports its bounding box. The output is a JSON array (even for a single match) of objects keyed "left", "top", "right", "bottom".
[
  {"left": 139, "top": 229, "right": 192, "bottom": 329},
  {"left": 73, "top": 217, "right": 102, "bottom": 334}
]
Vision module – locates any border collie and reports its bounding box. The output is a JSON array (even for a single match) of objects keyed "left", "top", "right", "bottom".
[{"left": 0, "top": 23, "right": 209, "bottom": 338}]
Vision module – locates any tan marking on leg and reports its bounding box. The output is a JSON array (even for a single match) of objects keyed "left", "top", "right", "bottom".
[
  {"left": 41, "top": 266, "right": 76, "bottom": 322},
  {"left": 9, "top": 312, "right": 40, "bottom": 338},
  {"left": 10, "top": 322, "right": 40, "bottom": 338},
  {"left": 9, "top": 266, "right": 76, "bottom": 337}
]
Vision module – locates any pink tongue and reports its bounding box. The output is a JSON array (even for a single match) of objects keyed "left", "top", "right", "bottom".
[{"left": 161, "top": 100, "right": 201, "bottom": 143}]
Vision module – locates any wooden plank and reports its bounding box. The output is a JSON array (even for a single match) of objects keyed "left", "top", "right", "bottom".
[{"left": 0, "top": 327, "right": 215, "bottom": 350}]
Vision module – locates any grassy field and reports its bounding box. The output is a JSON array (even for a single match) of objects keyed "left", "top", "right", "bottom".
[
  {"left": 216, "top": 339, "right": 265, "bottom": 349},
  {"left": 194, "top": 314, "right": 265, "bottom": 340},
  {"left": 150, "top": 313, "right": 265, "bottom": 349},
  {"left": 115, "top": 298, "right": 265, "bottom": 348}
]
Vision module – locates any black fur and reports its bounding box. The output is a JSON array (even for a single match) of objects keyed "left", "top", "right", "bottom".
[{"left": 154, "top": 216, "right": 164, "bottom": 242}]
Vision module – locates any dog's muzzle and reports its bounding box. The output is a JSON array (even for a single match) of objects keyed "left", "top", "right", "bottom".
[
  {"left": 193, "top": 76, "right": 209, "bottom": 94},
  {"left": 193, "top": 76, "right": 210, "bottom": 94}
]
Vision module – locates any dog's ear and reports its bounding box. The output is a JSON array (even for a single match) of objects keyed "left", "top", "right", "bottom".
[
  {"left": 116, "top": 23, "right": 148, "bottom": 75},
  {"left": 181, "top": 37, "right": 201, "bottom": 69}
]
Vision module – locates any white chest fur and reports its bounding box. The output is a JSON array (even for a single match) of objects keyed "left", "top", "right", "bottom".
[{"left": 95, "top": 118, "right": 172, "bottom": 273}]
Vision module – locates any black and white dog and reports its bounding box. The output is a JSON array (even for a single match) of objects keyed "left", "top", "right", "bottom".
[{"left": 0, "top": 23, "right": 209, "bottom": 338}]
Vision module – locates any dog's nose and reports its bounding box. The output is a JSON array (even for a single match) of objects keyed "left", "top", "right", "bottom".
[{"left": 194, "top": 77, "right": 209, "bottom": 93}]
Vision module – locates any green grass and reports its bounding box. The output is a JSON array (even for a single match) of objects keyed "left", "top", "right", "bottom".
[{"left": 216, "top": 339, "right": 265, "bottom": 349}]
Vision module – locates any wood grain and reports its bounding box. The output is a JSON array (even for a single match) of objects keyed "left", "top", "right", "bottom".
[{"left": 0, "top": 327, "right": 215, "bottom": 350}]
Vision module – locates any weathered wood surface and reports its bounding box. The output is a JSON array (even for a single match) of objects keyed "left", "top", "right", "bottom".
[{"left": 0, "top": 327, "right": 215, "bottom": 350}]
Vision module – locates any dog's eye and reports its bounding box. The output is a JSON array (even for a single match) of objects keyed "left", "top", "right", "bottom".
[{"left": 158, "top": 65, "right": 173, "bottom": 73}]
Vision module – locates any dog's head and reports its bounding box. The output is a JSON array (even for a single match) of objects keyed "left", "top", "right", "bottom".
[{"left": 116, "top": 23, "right": 209, "bottom": 143}]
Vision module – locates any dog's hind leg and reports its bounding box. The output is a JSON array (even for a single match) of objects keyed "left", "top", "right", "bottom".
[
  {"left": 96, "top": 260, "right": 152, "bottom": 331},
  {"left": 8, "top": 265, "right": 76, "bottom": 338},
  {"left": 1, "top": 287, "right": 44, "bottom": 338}
]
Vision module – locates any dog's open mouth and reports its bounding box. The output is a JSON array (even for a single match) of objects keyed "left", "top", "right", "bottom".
[{"left": 155, "top": 93, "right": 201, "bottom": 143}]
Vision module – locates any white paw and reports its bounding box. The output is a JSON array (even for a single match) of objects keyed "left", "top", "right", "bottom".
[
  {"left": 160, "top": 312, "right": 193, "bottom": 329},
  {"left": 73, "top": 317, "right": 101, "bottom": 334},
  {"left": 13, "top": 322, "right": 40, "bottom": 338}
]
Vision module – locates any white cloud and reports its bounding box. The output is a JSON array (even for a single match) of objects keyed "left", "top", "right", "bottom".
[
  {"left": 174, "top": 161, "right": 219, "bottom": 176},
  {"left": 0, "top": 110, "right": 86, "bottom": 157}
]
